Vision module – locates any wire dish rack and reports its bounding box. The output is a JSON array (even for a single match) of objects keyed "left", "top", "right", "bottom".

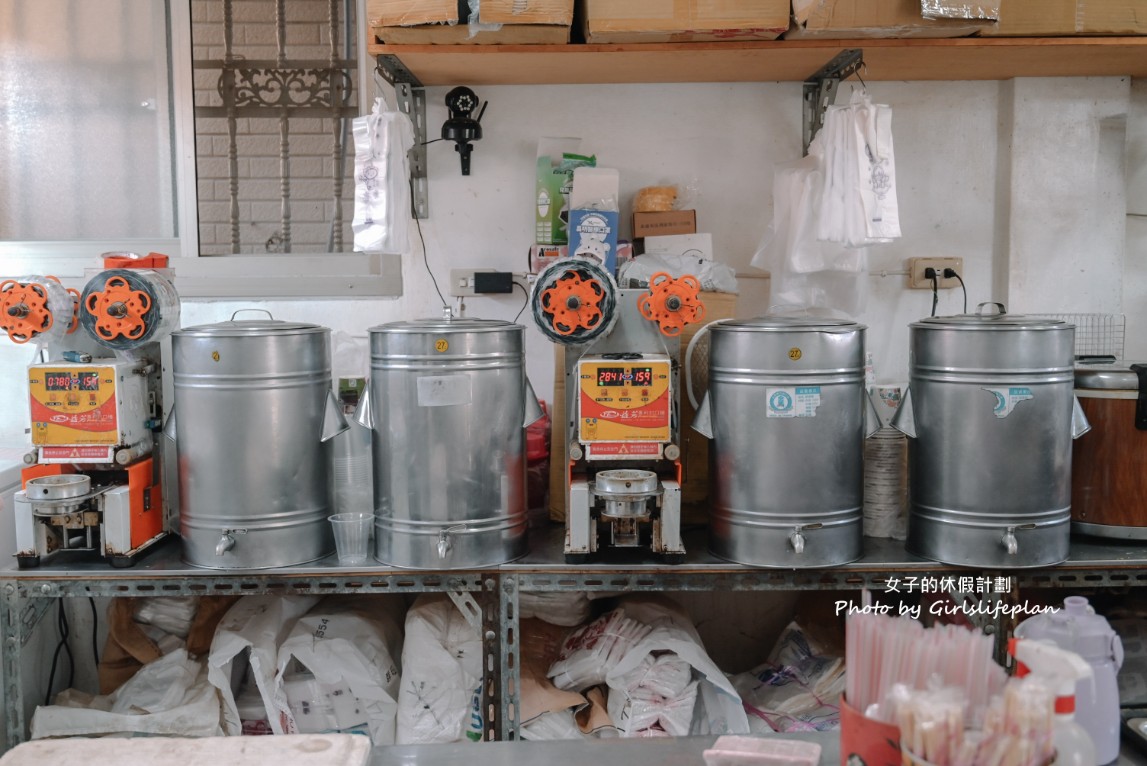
[{"left": 1028, "top": 313, "right": 1126, "bottom": 359}]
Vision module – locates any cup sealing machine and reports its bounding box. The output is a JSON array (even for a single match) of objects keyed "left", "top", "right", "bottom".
[
  {"left": 0, "top": 254, "right": 178, "bottom": 567},
  {"left": 530, "top": 258, "right": 705, "bottom": 563}
]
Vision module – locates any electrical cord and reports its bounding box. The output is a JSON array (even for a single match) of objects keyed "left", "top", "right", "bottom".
[
  {"left": 929, "top": 271, "right": 939, "bottom": 317},
  {"left": 513, "top": 281, "right": 530, "bottom": 324},
  {"left": 45, "top": 601, "right": 74, "bottom": 705},
  {"left": 945, "top": 268, "right": 968, "bottom": 314},
  {"left": 410, "top": 179, "right": 448, "bottom": 310},
  {"left": 89, "top": 597, "right": 99, "bottom": 666}
]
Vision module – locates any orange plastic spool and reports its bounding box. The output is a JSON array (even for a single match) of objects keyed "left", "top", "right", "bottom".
[
  {"left": 84, "top": 275, "right": 152, "bottom": 342},
  {"left": 638, "top": 272, "right": 706, "bottom": 337},
  {"left": 540, "top": 272, "right": 607, "bottom": 336},
  {"left": 0, "top": 279, "right": 54, "bottom": 344}
]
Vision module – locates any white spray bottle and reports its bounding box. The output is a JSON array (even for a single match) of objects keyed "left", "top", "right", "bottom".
[{"left": 1009, "top": 638, "right": 1097, "bottom": 766}]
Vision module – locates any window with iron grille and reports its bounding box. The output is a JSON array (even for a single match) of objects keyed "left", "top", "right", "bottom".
[{"left": 191, "top": 0, "right": 359, "bottom": 255}]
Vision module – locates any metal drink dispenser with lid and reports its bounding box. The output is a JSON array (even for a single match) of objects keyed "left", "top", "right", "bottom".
[
  {"left": 892, "top": 303, "right": 1090, "bottom": 568},
  {"left": 1015, "top": 596, "right": 1124, "bottom": 765}
]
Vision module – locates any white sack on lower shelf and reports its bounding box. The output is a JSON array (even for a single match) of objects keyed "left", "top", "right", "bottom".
[
  {"left": 206, "top": 594, "right": 321, "bottom": 736},
  {"left": 30, "top": 648, "right": 223, "bottom": 739},
  {"left": 271, "top": 595, "right": 405, "bottom": 744},
  {"left": 396, "top": 593, "right": 484, "bottom": 744}
]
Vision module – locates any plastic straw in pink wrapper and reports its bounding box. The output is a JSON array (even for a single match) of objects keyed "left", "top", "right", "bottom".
[{"left": 845, "top": 613, "right": 1006, "bottom": 720}]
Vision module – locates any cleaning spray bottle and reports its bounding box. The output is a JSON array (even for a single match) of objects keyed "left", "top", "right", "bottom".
[{"left": 1009, "top": 638, "right": 1097, "bottom": 766}]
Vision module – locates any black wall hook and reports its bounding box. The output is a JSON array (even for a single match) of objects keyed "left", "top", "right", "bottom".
[{"left": 441, "top": 86, "right": 486, "bottom": 175}]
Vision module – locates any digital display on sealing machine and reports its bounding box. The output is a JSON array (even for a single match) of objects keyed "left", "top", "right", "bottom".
[
  {"left": 596, "top": 367, "right": 653, "bottom": 387},
  {"left": 44, "top": 371, "right": 100, "bottom": 392}
]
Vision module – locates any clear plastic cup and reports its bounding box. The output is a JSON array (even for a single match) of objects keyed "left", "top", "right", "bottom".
[{"left": 328, "top": 511, "right": 372, "bottom": 565}]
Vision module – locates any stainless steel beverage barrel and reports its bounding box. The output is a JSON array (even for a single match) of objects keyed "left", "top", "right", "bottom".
[
  {"left": 693, "top": 316, "right": 871, "bottom": 567},
  {"left": 171, "top": 313, "right": 346, "bottom": 569},
  {"left": 892, "top": 304, "right": 1086, "bottom": 568},
  {"left": 361, "top": 318, "right": 539, "bottom": 569}
]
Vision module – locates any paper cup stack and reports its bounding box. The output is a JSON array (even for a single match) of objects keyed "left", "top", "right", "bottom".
[{"left": 864, "top": 384, "right": 908, "bottom": 540}]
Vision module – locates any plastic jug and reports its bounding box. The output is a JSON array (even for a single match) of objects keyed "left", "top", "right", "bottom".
[{"left": 1015, "top": 596, "right": 1123, "bottom": 765}]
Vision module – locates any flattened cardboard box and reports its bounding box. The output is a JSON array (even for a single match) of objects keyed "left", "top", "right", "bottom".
[
  {"left": 581, "top": 0, "right": 789, "bottom": 43},
  {"left": 375, "top": 24, "right": 570, "bottom": 44},
  {"left": 981, "top": 0, "right": 1147, "bottom": 35},
  {"left": 370, "top": 0, "right": 572, "bottom": 44},
  {"left": 786, "top": 0, "right": 990, "bottom": 38},
  {"left": 370, "top": 0, "right": 572, "bottom": 26}
]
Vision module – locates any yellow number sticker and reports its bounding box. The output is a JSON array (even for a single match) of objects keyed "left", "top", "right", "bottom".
[
  {"left": 434, "top": 339, "right": 449, "bottom": 353},
  {"left": 788, "top": 347, "right": 802, "bottom": 361}
]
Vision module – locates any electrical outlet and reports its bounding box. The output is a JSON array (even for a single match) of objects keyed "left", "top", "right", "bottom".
[
  {"left": 908, "top": 257, "right": 964, "bottom": 289},
  {"left": 449, "top": 269, "right": 495, "bottom": 297},
  {"left": 449, "top": 269, "right": 532, "bottom": 297}
]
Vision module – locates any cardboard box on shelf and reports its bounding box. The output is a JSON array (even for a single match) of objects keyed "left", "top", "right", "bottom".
[
  {"left": 580, "top": 0, "right": 789, "bottom": 43},
  {"left": 536, "top": 139, "right": 594, "bottom": 246},
  {"left": 980, "top": 0, "right": 1147, "bottom": 35},
  {"left": 547, "top": 291, "right": 737, "bottom": 523},
  {"left": 370, "top": 0, "right": 573, "bottom": 44},
  {"left": 632, "top": 210, "right": 697, "bottom": 239},
  {"left": 786, "top": 0, "right": 991, "bottom": 38}
]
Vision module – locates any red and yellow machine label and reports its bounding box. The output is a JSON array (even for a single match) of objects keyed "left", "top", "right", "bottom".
[
  {"left": 28, "top": 366, "right": 119, "bottom": 446},
  {"left": 577, "top": 357, "right": 672, "bottom": 447}
]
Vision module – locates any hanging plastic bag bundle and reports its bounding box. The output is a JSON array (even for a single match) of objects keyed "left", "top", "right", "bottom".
[
  {"left": 352, "top": 96, "right": 415, "bottom": 254},
  {"left": 751, "top": 88, "right": 900, "bottom": 316}
]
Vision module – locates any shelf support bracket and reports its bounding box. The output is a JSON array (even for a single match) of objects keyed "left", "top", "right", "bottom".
[
  {"left": 802, "top": 49, "right": 863, "bottom": 155},
  {"left": 376, "top": 55, "right": 428, "bottom": 219}
]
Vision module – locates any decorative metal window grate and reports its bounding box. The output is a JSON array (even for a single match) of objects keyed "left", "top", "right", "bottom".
[{"left": 191, "top": 0, "right": 358, "bottom": 255}]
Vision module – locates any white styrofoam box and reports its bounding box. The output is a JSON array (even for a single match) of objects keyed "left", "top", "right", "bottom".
[{"left": 642, "top": 233, "right": 713, "bottom": 261}]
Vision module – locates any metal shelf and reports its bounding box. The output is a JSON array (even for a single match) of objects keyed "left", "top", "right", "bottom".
[
  {"left": 3, "top": 526, "right": 1147, "bottom": 748},
  {"left": 366, "top": 38, "right": 1147, "bottom": 86}
]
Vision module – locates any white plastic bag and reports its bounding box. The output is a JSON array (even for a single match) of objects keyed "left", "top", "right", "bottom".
[
  {"left": 272, "top": 595, "right": 405, "bottom": 744},
  {"left": 618, "top": 254, "right": 739, "bottom": 294},
  {"left": 206, "top": 594, "right": 321, "bottom": 736},
  {"left": 547, "top": 609, "right": 653, "bottom": 692},
  {"left": 352, "top": 97, "right": 414, "bottom": 254},
  {"left": 396, "top": 594, "right": 484, "bottom": 744},
  {"left": 604, "top": 597, "right": 750, "bottom": 737},
  {"left": 31, "top": 649, "right": 223, "bottom": 739},
  {"left": 731, "top": 621, "right": 846, "bottom": 733}
]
